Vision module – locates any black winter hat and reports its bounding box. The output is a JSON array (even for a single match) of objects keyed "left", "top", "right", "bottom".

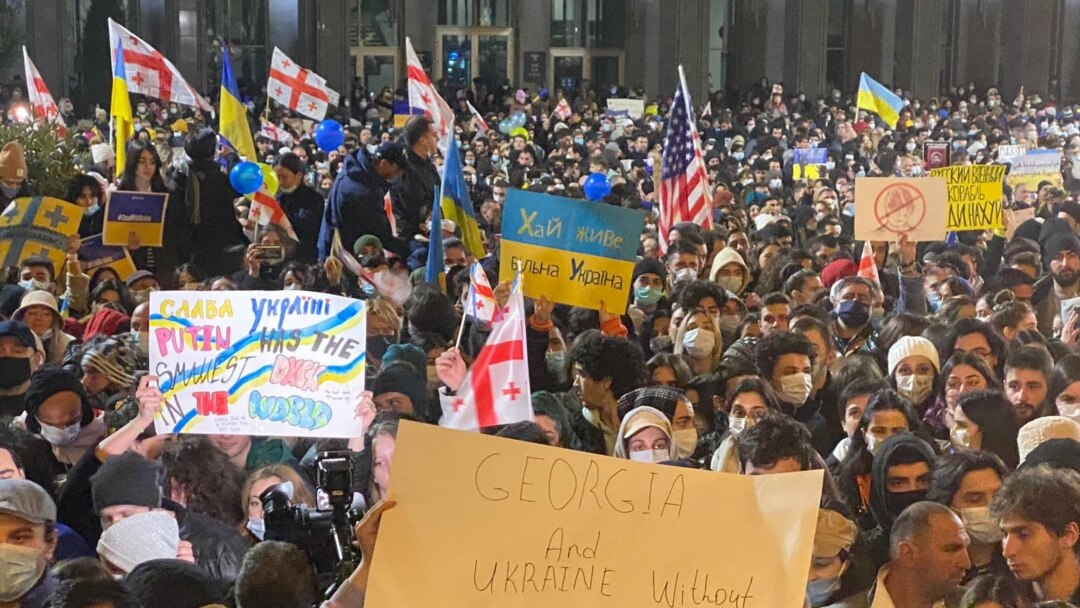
[
  {"left": 632, "top": 259, "right": 667, "bottom": 284},
  {"left": 23, "top": 365, "right": 91, "bottom": 434},
  {"left": 370, "top": 362, "right": 429, "bottom": 415},
  {"left": 1042, "top": 231, "right": 1080, "bottom": 271},
  {"left": 125, "top": 559, "right": 226, "bottom": 608},
  {"left": 91, "top": 452, "right": 163, "bottom": 514}
]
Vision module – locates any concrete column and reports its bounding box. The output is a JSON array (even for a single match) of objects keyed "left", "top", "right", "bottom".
[
  {"left": 730, "top": 0, "right": 769, "bottom": 95},
  {"left": 676, "top": 0, "right": 710, "bottom": 101},
  {"left": 999, "top": 0, "right": 1055, "bottom": 98},
  {"left": 515, "top": 0, "right": 550, "bottom": 90},
  {"left": 893, "top": 0, "right": 944, "bottom": 98},
  {"left": 849, "top": 0, "right": 896, "bottom": 90},
  {"left": 1061, "top": 1, "right": 1080, "bottom": 101},
  {"left": 24, "top": 0, "right": 72, "bottom": 99},
  {"left": 954, "top": 0, "right": 1001, "bottom": 89},
  {"left": 314, "top": 0, "right": 350, "bottom": 95},
  {"left": 782, "top": 0, "right": 826, "bottom": 97}
]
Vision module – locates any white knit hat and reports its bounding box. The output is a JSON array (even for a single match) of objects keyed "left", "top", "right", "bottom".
[
  {"left": 96, "top": 510, "right": 180, "bottom": 573},
  {"left": 90, "top": 142, "right": 115, "bottom": 165},
  {"left": 1018, "top": 416, "right": 1080, "bottom": 463},
  {"left": 887, "top": 336, "right": 940, "bottom": 374}
]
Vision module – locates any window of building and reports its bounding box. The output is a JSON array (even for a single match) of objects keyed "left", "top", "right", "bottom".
[
  {"left": 439, "top": 0, "right": 510, "bottom": 27},
  {"left": 206, "top": 0, "right": 267, "bottom": 96},
  {"left": 824, "top": 0, "right": 849, "bottom": 93}
]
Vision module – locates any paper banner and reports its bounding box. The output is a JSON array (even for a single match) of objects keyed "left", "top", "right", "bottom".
[
  {"left": 929, "top": 164, "right": 1006, "bottom": 231},
  {"left": 103, "top": 191, "right": 169, "bottom": 247},
  {"left": 148, "top": 290, "right": 367, "bottom": 437},
  {"left": 1006, "top": 150, "right": 1063, "bottom": 191},
  {"left": 853, "top": 177, "right": 948, "bottom": 242},
  {"left": 499, "top": 190, "right": 645, "bottom": 311},
  {"left": 0, "top": 196, "right": 83, "bottom": 276},
  {"left": 367, "top": 422, "right": 823, "bottom": 608},
  {"left": 78, "top": 233, "right": 137, "bottom": 281}
]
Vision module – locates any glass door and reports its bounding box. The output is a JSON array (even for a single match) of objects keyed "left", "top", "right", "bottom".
[
  {"left": 552, "top": 53, "right": 584, "bottom": 100},
  {"left": 550, "top": 48, "right": 622, "bottom": 99},
  {"left": 355, "top": 51, "right": 398, "bottom": 96},
  {"left": 436, "top": 27, "right": 514, "bottom": 98}
]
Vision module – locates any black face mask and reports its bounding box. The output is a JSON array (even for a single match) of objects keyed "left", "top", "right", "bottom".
[
  {"left": 0, "top": 357, "right": 31, "bottom": 389},
  {"left": 367, "top": 335, "right": 395, "bottom": 363},
  {"left": 885, "top": 489, "right": 928, "bottom": 519}
]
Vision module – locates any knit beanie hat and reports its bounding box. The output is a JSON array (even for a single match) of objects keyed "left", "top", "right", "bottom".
[
  {"left": 381, "top": 344, "right": 427, "bottom": 377},
  {"left": 91, "top": 452, "right": 164, "bottom": 514},
  {"left": 370, "top": 362, "right": 429, "bottom": 413},
  {"left": 1017, "top": 416, "right": 1080, "bottom": 463},
  {"left": 821, "top": 259, "right": 858, "bottom": 289},
  {"left": 887, "top": 336, "right": 941, "bottom": 375},
  {"left": 353, "top": 234, "right": 384, "bottom": 257},
  {"left": 126, "top": 559, "right": 225, "bottom": 608},
  {"left": 81, "top": 335, "right": 138, "bottom": 390},
  {"left": 632, "top": 259, "right": 667, "bottom": 284},
  {"left": 90, "top": 142, "right": 115, "bottom": 165},
  {"left": 0, "top": 142, "right": 27, "bottom": 181},
  {"left": 96, "top": 510, "right": 180, "bottom": 573},
  {"left": 23, "top": 365, "right": 91, "bottom": 434},
  {"left": 1042, "top": 232, "right": 1080, "bottom": 271},
  {"left": 1021, "top": 438, "right": 1080, "bottom": 473}
]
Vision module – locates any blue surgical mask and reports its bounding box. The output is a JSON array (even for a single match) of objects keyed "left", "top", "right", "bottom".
[
  {"left": 806, "top": 575, "right": 843, "bottom": 606},
  {"left": 246, "top": 517, "right": 265, "bottom": 541},
  {"left": 927, "top": 291, "right": 942, "bottom": 312},
  {"left": 0, "top": 184, "right": 19, "bottom": 199},
  {"left": 634, "top": 286, "right": 662, "bottom": 306},
  {"left": 86, "top": 202, "right": 100, "bottom": 215}
]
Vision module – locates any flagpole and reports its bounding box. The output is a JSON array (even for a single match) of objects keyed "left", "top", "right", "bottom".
[{"left": 454, "top": 307, "right": 468, "bottom": 349}]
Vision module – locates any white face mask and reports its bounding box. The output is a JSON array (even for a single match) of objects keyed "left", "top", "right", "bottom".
[
  {"left": 959, "top": 506, "right": 1003, "bottom": 544},
  {"left": 673, "top": 428, "right": 697, "bottom": 459},
  {"left": 131, "top": 330, "right": 149, "bottom": 356},
  {"left": 0, "top": 543, "right": 46, "bottom": 602},
  {"left": 18, "top": 279, "right": 51, "bottom": 292},
  {"left": 628, "top": 449, "right": 668, "bottom": 464},
  {"left": 896, "top": 373, "right": 934, "bottom": 404},
  {"left": 682, "top": 328, "right": 716, "bottom": 359},
  {"left": 866, "top": 433, "right": 883, "bottom": 455},
  {"left": 716, "top": 275, "right": 743, "bottom": 294},
  {"left": 728, "top": 416, "right": 747, "bottom": 436},
  {"left": 674, "top": 268, "right": 698, "bottom": 285},
  {"left": 38, "top": 420, "right": 81, "bottom": 446},
  {"left": 246, "top": 517, "right": 266, "bottom": 541},
  {"left": 778, "top": 372, "right": 813, "bottom": 406},
  {"left": 716, "top": 314, "right": 741, "bottom": 334}
]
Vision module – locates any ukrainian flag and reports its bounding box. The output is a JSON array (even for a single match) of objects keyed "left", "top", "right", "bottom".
[
  {"left": 439, "top": 124, "right": 485, "bottom": 258},
  {"left": 219, "top": 47, "right": 257, "bottom": 161},
  {"left": 424, "top": 189, "right": 445, "bottom": 291},
  {"left": 857, "top": 72, "right": 905, "bottom": 129},
  {"left": 111, "top": 40, "right": 133, "bottom": 174}
]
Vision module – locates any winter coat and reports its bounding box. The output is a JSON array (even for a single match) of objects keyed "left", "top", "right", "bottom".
[
  {"left": 278, "top": 183, "right": 325, "bottom": 264},
  {"left": 175, "top": 160, "right": 248, "bottom": 277},
  {"left": 166, "top": 498, "right": 250, "bottom": 583},
  {"left": 390, "top": 149, "right": 440, "bottom": 243},
  {"left": 317, "top": 148, "right": 407, "bottom": 262}
]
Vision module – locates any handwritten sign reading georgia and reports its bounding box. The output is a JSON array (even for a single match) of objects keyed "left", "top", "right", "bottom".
[
  {"left": 930, "top": 164, "right": 1006, "bottom": 231},
  {"left": 148, "top": 290, "right": 366, "bottom": 438},
  {"left": 367, "top": 422, "right": 823, "bottom": 608},
  {"left": 500, "top": 190, "right": 645, "bottom": 311}
]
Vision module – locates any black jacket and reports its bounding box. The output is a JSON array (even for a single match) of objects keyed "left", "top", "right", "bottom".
[
  {"left": 174, "top": 160, "right": 248, "bottom": 277},
  {"left": 278, "top": 184, "right": 324, "bottom": 264},
  {"left": 317, "top": 148, "right": 407, "bottom": 262},
  {"left": 165, "top": 498, "right": 250, "bottom": 583},
  {"left": 862, "top": 434, "right": 938, "bottom": 571},
  {"left": 390, "top": 149, "right": 439, "bottom": 243}
]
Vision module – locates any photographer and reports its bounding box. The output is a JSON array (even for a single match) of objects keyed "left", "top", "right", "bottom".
[{"left": 322, "top": 498, "right": 396, "bottom": 608}]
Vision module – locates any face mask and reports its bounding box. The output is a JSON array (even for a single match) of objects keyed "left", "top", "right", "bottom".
[
  {"left": 283, "top": 283, "right": 301, "bottom": 291},
  {"left": 778, "top": 372, "right": 813, "bottom": 406},
  {"left": 1, "top": 184, "right": 19, "bottom": 199},
  {"left": 959, "top": 506, "right": 1003, "bottom": 544},
  {"left": 0, "top": 357, "right": 31, "bottom": 389},
  {"left": 769, "top": 178, "right": 783, "bottom": 190},
  {"left": 824, "top": 160, "right": 836, "bottom": 171},
  {"left": 717, "top": 314, "right": 741, "bottom": 334},
  {"left": 865, "top": 433, "right": 883, "bottom": 455},
  {"left": 910, "top": 166, "right": 923, "bottom": 176},
  {"left": 134, "top": 287, "right": 158, "bottom": 303},
  {"left": 716, "top": 275, "right": 742, "bottom": 294},
  {"left": 86, "top": 202, "right": 100, "bottom": 215},
  {"left": 546, "top": 351, "right": 568, "bottom": 383},
  {"left": 674, "top": 268, "right": 697, "bottom": 285},
  {"left": 634, "top": 286, "right": 662, "bottom": 306},
  {"left": 682, "top": 328, "right": 716, "bottom": 359},
  {"left": 18, "top": 279, "right": 50, "bottom": 292},
  {"left": 649, "top": 335, "right": 673, "bottom": 354},
  {"left": 246, "top": 517, "right": 266, "bottom": 541},
  {"left": 491, "top": 154, "right": 501, "bottom": 164},
  {"left": 806, "top": 575, "right": 843, "bottom": 606},
  {"left": 952, "top": 427, "right": 971, "bottom": 449},
  {"left": 811, "top": 360, "right": 828, "bottom": 385},
  {"left": 729, "top": 416, "right": 753, "bottom": 436},
  {"left": 855, "top": 169, "right": 866, "bottom": 178},
  {"left": 905, "top": 142, "right": 916, "bottom": 152},
  {"left": 0, "top": 543, "right": 46, "bottom": 602},
  {"left": 836, "top": 300, "right": 870, "bottom": 328},
  {"left": 896, "top": 373, "right": 934, "bottom": 405},
  {"left": 367, "top": 335, "right": 395, "bottom": 362},
  {"left": 629, "top": 449, "right": 668, "bottom": 464},
  {"left": 673, "top": 428, "right": 697, "bottom": 459},
  {"left": 733, "top": 151, "right": 745, "bottom": 161},
  {"left": 38, "top": 420, "right": 81, "bottom": 446},
  {"left": 927, "top": 292, "right": 941, "bottom": 312},
  {"left": 886, "top": 489, "right": 928, "bottom": 518},
  {"left": 131, "top": 330, "right": 149, "bottom": 356}
]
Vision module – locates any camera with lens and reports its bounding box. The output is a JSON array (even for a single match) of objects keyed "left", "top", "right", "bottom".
[{"left": 261, "top": 451, "right": 363, "bottom": 594}]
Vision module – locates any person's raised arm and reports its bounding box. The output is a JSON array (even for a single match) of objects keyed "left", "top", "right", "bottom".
[{"left": 96, "top": 375, "right": 163, "bottom": 461}]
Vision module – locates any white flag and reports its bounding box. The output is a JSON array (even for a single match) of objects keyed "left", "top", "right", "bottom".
[
  {"left": 267, "top": 47, "right": 341, "bottom": 121},
  {"left": 405, "top": 37, "right": 455, "bottom": 142}
]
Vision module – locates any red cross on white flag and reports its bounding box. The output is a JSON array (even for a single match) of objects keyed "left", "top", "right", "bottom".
[
  {"left": 108, "top": 19, "right": 211, "bottom": 111},
  {"left": 464, "top": 262, "right": 498, "bottom": 324},
  {"left": 22, "top": 47, "right": 61, "bottom": 127},
  {"left": 553, "top": 98, "right": 572, "bottom": 121},
  {"left": 267, "top": 47, "right": 340, "bottom": 121},
  {"left": 440, "top": 278, "right": 533, "bottom": 431},
  {"left": 248, "top": 186, "right": 299, "bottom": 242},
  {"left": 405, "top": 37, "right": 455, "bottom": 142}
]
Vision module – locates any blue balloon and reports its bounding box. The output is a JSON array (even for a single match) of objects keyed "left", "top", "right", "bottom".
[
  {"left": 583, "top": 172, "right": 611, "bottom": 201},
  {"left": 498, "top": 118, "right": 514, "bottom": 134},
  {"left": 510, "top": 111, "right": 527, "bottom": 129},
  {"left": 314, "top": 119, "right": 345, "bottom": 153},
  {"left": 229, "top": 161, "right": 263, "bottom": 195}
]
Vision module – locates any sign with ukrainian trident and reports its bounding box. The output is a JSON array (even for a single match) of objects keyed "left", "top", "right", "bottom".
[
  {"left": 0, "top": 196, "right": 84, "bottom": 276},
  {"left": 148, "top": 290, "right": 367, "bottom": 438}
]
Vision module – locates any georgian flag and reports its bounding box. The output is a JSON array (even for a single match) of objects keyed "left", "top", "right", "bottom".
[
  {"left": 108, "top": 19, "right": 211, "bottom": 111},
  {"left": 405, "top": 37, "right": 455, "bottom": 142},
  {"left": 267, "top": 47, "right": 340, "bottom": 121}
]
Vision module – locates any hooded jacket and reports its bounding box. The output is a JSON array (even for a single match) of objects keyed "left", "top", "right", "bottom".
[
  {"left": 612, "top": 406, "right": 678, "bottom": 461},
  {"left": 389, "top": 148, "right": 440, "bottom": 244},
  {"left": 709, "top": 247, "right": 752, "bottom": 295},
  {"left": 863, "top": 434, "right": 937, "bottom": 571},
  {"left": 317, "top": 148, "right": 407, "bottom": 262}
]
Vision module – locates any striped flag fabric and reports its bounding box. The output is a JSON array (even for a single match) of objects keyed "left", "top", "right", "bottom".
[
  {"left": 405, "top": 37, "right": 455, "bottom": 142},
  {"left": 22, "top": 48, "right": 62, "bottom": 127},
  {"left": 553, "top": 98, "right": 572, "bottom": 121},
  {"left": 857, "top": 240, "right": 880, "bottom": 290},
  {"left": 464, "top": 262, "right": 497, "bottom": 324},
  {"left": 658, "top": 66, "right": 712, "bottom": 253},
  {"left": 466, "top": 100, "right": 489, "bottom": 133},
  {"left": 249, "top": 187, "right": 299, "bottom": 242}
]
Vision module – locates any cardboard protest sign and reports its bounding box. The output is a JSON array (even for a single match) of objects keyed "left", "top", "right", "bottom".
[
  {"left": 997, "top": 144, "right": 1029, "bottom": 164},
  {"left": 499, "top": 190, "right": 645, "bottom": 311},
  {"left": 0, "top": 196, "right": 83, "bottom": 275},
  {"left": 367, "top": 422, "right": 823, "bottom": 608},
  {"left": 606, "top": 98, "right": 644, "bottom": 119},
  {"left": 929, "top": 164, "right": 1006, "bottom": 231},
  {"left": 103, "top": 191, "right": 168, "bottom": 247},
  {"left": 1007, "top": 150, "right": 1063, "bottom": 191},
  {"left": 78, "top": 233, "right": 137, "bottom": 281},
  {"left": 854, "top": 177, "right": 948, "bottom": 242},
  {"left": 148, "top": 290, "right": 367, "bottom": 438}
]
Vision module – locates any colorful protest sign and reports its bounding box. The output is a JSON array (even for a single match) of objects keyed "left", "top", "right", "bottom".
[
  {"left": 1007, "top": 150, "right": 1063, "bottom": 191},
  {"left": 499, "top": 190, "right": 645, "bottom": 311},
  {"left": 392, "top": 100, "right": 425, "bottom": 128},
  {"left": 606, "top": 98, "right": 644, "bottom": 119},
  {"left": 792, "top": 148, "right": 826, "bottom": 180},
  {"left": 929, "top": 164, "right": 1006, "bottom": 231},
  {"left": 922, "top": 141, "right": 949, "bottom": 169},
  {"left": 0, "top": 196, "right": 83, "bottom": 275},
  {"left": 367, "top": 422, "right": 823, "bottom": 608},
  {"left": 78, "top": 233, "right": 136, "bottom": 281},
  {"left": 103, "top": 191, "right": 168, "bottom": 247},
  {"left": 997, "top": 144, "right": 1029, "bottom": 164},
  {"left": 148, "top": 290, "right": 367, "bottom": 438},
  {"left": 854, "top": 177, "right": 948, "bottom": 242}
]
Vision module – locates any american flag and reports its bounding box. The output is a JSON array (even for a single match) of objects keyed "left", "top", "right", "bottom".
[{"left": 658, "top": 67, "right": 711, "bottom": 253}]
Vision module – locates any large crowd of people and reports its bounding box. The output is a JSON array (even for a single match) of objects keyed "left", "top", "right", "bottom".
[{"left": 0, "top": 71, "right": 1079, "bottom": 608}]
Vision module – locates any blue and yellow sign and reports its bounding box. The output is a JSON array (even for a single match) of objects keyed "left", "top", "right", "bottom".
[
  {"left": 103, "top": 191, "right": 169, "bottom": 248},
  {"left": 499, "top": 190, "right": 645, "bottom": 312},
  {"left": 79, "top": 233, "right": 137, "bottom": 281},
  {"left": 0, "top": 196, "right": 83, "bottom": 275}
]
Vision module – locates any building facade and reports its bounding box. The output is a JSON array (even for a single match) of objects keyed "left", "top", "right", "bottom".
[{"left": 18, "top": 0, "right": 1080, "bottom": 111}]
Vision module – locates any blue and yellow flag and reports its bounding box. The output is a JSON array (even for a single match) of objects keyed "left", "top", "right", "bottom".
[
  {"left": 857, "top": 72, "right": 905, "bottom": 129},
  {"left": 219, "top": 47, "right": 257, "bottom": 161},
  {"left": 111, "top": 40, "right": 133, "bottom": 174},
  {"left": 425, "top": 189, "right": 446, "bottom": 291},
  {"left": 0, "top": 196, "right": 84, "bottom": 276},
  {"left": 439, "top": 125, "right": 485, "bottom": 258}
]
